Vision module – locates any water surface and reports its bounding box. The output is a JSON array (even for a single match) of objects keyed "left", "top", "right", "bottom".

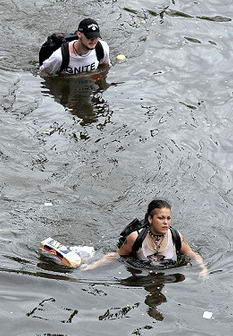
[{"left": 0, "top": 0, "right": 233, "bottom": 335}]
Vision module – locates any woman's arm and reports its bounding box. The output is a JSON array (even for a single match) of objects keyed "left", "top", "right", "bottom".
[
  {"left": 117, "top": 231, "right": 138, "bottom": 256},
  {"left": 80, "top": 252, "right": 119, "bottom": 270},
  {"left": 81, "top": 232, "right": 138, "bottom": 270},
  {"left": 179, "top": 233, "right": 208, "bottom": 279}
]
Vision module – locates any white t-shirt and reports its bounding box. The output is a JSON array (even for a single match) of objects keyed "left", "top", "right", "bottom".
[
  {"left": 137, "top": 229, "right": 177, "bottom": 265},
  {"left": 39, "top": 40, "right": 110, "bottom": 75}
]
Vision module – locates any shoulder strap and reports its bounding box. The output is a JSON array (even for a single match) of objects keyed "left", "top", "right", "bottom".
[
  {"left": 129, "top": 226, "right": 181, "bottom": 256},
  {"left": 170, "top": 227, "right": 181, "bottom": 252},
  {"left": 95, "top": 41, "right": 104, "bottom": 62},
  {"left": 131, "top": 226, "right": 149, "bottom": 254},
  {"left": 60, "top": 42, "right": 70, "bottom": 72},
  {"left": 59, "top": 40, "right": 104, "bottom": 72}
]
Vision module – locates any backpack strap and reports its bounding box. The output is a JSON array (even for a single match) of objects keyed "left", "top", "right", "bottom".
[
  {"left": 131, "top": 226, "right": 181, "bottom": 256},
  {"left": 95, "top": 41, "right": 104, "bottom": 62},
  {"left": 60, "top": 42, "right": 70, "bottom": 72},
  {"left": 131, "top": 226, "right": 149, "bottom": 255},
  {"left": 170, "top": 227, "right": 181, "bottom": 253},
  {"left": 59, "top": 40, "right": 104, "bottom": 72}
]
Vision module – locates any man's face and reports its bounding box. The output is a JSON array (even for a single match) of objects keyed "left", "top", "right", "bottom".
[{"left": 78, "top": 32, "right": 99, "bottom": 50}]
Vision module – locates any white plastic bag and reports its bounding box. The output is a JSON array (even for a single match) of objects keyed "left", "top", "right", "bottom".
[{"left": 69, "top": 245, "right": 95, "bottom": 259}]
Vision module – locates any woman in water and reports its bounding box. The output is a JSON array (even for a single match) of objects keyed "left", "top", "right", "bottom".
[{"left": 82, "top": 199, "right": 208, "bottom": 278}]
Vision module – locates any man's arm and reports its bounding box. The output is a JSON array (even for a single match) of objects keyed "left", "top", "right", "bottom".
[
  {"left": 98, "top": 40, "right": 111, "bottom": 66},
  {"left": 39, "top": 48, "right": 63, "bottom": 76}
]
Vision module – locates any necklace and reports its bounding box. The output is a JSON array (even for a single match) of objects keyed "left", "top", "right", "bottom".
[
  {"left": 73, "top": 41, "right": 79, "bottom": 56},
  {"left": 148, "top": 229, "right": 164, "bottom": 242},
  {"left": 148, "top": 230, "right": 165, "bottom": 254},
  {"left": 73, "top": 41, "right": 89, "bottom": 57}
]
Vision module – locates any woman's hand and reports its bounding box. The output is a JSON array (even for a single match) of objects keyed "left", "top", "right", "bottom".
[
  {"left": 179, "top": 233, "right": 209, "bottom": 280},
  {"left": 80, "top": 263, "right": 94, "bottom": 271},
  {"left": 199, "top": 265, "right": 209, "bottom": 280}
]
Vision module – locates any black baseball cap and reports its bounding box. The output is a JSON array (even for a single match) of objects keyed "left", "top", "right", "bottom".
[{"left": 78, "top": 18, "right": 101, "bottom": 39}]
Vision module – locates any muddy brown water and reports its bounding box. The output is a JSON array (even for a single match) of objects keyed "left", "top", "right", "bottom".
[{"left": 0, "top": 0, "right": 233, "bottom": 335}]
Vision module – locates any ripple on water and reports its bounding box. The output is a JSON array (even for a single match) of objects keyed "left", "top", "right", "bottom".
[{"left": 1, "top": 0, "right": 233, "bottom": 335}]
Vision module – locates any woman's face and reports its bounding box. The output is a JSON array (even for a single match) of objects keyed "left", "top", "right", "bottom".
[{"left": 148, "top": 207, "right": 172, "bottom": 234}]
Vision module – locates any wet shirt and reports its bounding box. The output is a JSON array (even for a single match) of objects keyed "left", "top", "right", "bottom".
[
  {"left": 137, "top": 229, "right": 177, "bottom": 266},
  {"left": 39, "top": 40, "right": 110, "bottom": 75}
]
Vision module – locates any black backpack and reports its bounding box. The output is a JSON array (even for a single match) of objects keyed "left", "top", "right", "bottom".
[
  {"left": 39, "top": 33, "right": 104, "bottom": 72},
  {"left": 118, "top": 218, "right": 181, "bottom": 255}
]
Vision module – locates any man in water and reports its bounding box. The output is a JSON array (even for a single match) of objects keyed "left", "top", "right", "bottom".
[{"left": 39, "top": 18, "right": 111, "bottom": 76}]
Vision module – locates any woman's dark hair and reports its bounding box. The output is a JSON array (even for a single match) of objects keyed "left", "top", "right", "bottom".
[{"left": 145, "top": 200, "right": 171, "bottom": 221}]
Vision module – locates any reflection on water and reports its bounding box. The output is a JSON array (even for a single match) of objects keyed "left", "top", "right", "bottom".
[
  {"left": 120, "top": 269, "right": 185, "bottom": 321},
  {"left": 1, "top": 0, "right": 233, "bottom": 334},
  {"left": 41, "top": 71, "right": 111, "bottom": 128},
  {"left": 36, "top": 248, "right": 187, "bottom": 323}
]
